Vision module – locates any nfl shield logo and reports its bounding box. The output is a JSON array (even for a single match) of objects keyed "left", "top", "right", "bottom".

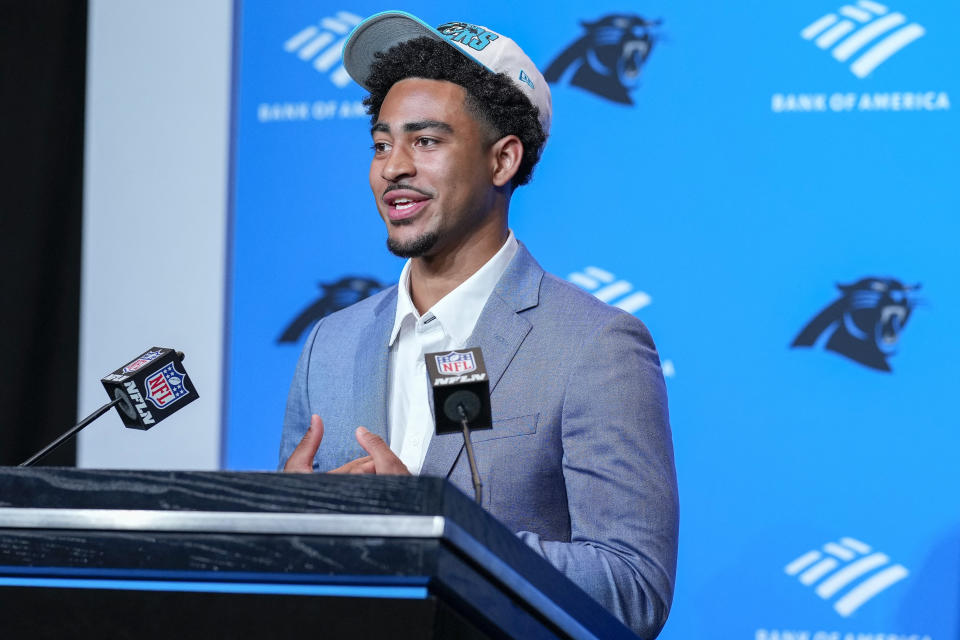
[
  {"left": 145, "top": 362, "right": 190, "bottom": 409},
  {"left": 435, "top": 351, "right": 476, "bottom": 375},
  {"left": 123, "top": 350, "right": 162, "bottom": 374}
]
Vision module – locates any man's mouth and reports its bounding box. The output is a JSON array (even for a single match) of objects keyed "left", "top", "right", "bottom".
[{"left": 383, "top": 189, "right": 432, "bottom": 221}]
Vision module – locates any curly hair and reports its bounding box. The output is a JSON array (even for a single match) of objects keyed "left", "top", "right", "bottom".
[{"left": 362, "top": 37, "right": 547, "bottom": 188}]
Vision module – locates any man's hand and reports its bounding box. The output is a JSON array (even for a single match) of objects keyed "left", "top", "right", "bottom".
[
  {"left": 282, "top": 416, "right": 409, "bottom": 475},
  {"left": 283, "top": 414, "right": 325, "bottom": 472},
  {"left": 347, "top": 426, "right": 410, "bottom": 475}
]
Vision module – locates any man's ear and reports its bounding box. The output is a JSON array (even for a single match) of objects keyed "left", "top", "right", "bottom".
[{"left": 489, "top": 135, "right": 523, "bottom": 187}]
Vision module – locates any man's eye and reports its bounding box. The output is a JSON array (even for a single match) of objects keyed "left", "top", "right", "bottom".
[
  {"left": 414, "top": 137, "right": 437, "bottom": 147},
  {"left": 371, "top": 141, "right": 390, "bottom": 153}
]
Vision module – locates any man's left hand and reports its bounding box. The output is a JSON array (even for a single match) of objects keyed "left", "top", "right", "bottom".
[{"left": 330, "top": 426, "right": 410, "bottom": 475}]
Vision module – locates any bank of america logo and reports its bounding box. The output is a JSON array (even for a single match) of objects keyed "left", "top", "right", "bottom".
[
  {"left": 785, "top": 537, "right": 909, "bottom": 617},
  {"left": 801, "top": 2, "right": 925, "bottom": 78},
  {"left": 568, "top": 266, "right": 652, "bottom": 314},
  {"left": 284, "top": 11, "right": 363, "bottom": 87}
]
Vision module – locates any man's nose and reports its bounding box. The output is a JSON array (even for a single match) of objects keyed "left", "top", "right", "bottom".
[{"left": 381, "top": 145, "right": 415, "bottom": 182}]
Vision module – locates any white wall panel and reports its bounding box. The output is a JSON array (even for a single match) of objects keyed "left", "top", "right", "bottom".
[{"left": 78, "top": 0, "right": 233, "bottom": 468}]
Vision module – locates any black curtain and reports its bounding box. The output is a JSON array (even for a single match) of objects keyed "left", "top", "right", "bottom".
[{"left": 0, "top": 2, "right": 87, "bottom": 466}]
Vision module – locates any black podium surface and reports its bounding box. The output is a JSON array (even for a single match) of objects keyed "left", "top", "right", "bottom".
[{"left": 0, "top": 468, "right": 637, "bottom": 639}]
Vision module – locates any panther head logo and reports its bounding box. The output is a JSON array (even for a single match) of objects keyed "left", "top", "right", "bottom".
[
  {"left": 543, "top": 14, "right": 661, "bottom": 105},
  {"left": 278, "top": 276, "right": 386, "bottom": 343},
  {"left": 791, "top": 277, "right": 922, "bottom": 372}
]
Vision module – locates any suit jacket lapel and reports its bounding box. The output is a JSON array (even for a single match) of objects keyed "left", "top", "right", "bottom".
[
  {"left": 353, "top": 287, "right": 397, "bottom": 441},
  {"left": 419, "top": 244, "right": 542, "bottom": 478}
]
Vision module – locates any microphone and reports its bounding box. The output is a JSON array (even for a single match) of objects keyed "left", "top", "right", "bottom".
[
  {"left": 19, "top": 347, "right": 199, "bottom": 466},
  {"left": 100, "top": 347, "right": 199, "bottom": 429},
  {"left": 425, "top": 348, "right": 491, "bottom": 504}
]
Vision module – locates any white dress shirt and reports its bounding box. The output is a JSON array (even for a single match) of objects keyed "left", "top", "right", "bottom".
[{"left": 387, "top": 231, "right": 519, "bottom": 474}]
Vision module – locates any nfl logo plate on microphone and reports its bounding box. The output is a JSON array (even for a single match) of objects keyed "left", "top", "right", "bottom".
[
  {"left": 435, "top": 351, "right": 477, "bottom": 375},
  {"left": 146, "top": 362, "right": 191, "bottom": 409}
]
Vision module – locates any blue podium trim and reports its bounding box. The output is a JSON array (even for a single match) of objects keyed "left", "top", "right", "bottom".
[
  {"left": 0, "top": 576, "right": 428, "bottom": 599},
  {"left": 0, "top": 564, "right": 431, "bottom": 586}
]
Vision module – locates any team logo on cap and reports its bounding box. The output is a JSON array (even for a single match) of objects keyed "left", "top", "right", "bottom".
[
  {"left": 123, "top": 350, "right": 162, "bottom": 374},
  {"left": 435, "top": 351, "right": 477, "bottom": 375},
  {"left": 544, "top": 14, "right": 660, "bottom": 105},
  {"left": 145, "top": 362, "right": 190, "bottom": 409},
  {"left": 436, "top": 22, "right": 499, "bottom": 52}
]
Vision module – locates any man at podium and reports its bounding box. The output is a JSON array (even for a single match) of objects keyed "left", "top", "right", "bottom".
[{"left": 279, "top": 11, "right": 678, "bottom": 638}]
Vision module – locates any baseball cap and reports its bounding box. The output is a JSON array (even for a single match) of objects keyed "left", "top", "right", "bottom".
[{"left": 342, "top": 11, "right": 552, "bottom": 136}]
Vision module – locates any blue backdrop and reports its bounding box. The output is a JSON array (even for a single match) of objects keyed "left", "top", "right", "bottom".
[{"left": 225, "top": 2, "right": 959, "bottom": 636}]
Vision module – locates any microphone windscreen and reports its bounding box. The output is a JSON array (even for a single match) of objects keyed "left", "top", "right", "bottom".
[
  {"left": 425, "top": 348, "right": 492, "bottom": 435},
  {"left": 100, "top": 347, "right": 199, "bottom": 430}
]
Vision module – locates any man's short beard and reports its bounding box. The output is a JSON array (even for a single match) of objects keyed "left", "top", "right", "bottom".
[{"left": 386, "top": 231, "right": 439, "bottom": 258}]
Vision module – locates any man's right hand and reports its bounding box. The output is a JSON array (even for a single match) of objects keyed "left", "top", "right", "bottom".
[{"left": 282, "top": 414, "right": 325, "bottom": 473}]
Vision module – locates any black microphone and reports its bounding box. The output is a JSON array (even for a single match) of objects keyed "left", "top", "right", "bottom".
[
  {"left": 19, "top": 347, "right": 199, "bottom": 466},
  {"left": 425, "top": 348, "right": 491, "bottom": 504},
  {"left": 99, "top": 347, "right": 199, "bottom": 429}
]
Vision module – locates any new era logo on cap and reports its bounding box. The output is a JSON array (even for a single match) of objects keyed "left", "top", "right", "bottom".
[{"left": 518, "top": 69, "right": 535, "bottom": 89}]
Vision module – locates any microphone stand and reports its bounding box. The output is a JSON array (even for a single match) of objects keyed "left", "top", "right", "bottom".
[
  {"left": 19, "top": 398, "right": 122, "bottom": 467},
  {"left": 456, "top": 403, "right": 483, "bottom": 505}
]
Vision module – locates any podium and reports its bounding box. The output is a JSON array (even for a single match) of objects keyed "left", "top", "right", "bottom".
[{"left": 0, "top": 468, "right": 637, "bottom": 639}]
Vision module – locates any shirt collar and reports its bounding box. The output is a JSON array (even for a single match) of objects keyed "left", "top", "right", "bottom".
[{"left": 389, "top": 230, "right": 519, "bottom": 347}]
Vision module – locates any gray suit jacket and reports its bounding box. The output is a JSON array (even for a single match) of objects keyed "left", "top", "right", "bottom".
[{"left": 280, "top": 244, "right": 678, "bottom": 638}]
